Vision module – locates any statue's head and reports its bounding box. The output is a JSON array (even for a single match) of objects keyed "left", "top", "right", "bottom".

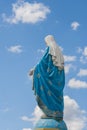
[{"left": 44, "top": 35, "right": 55, "bottom": 46}]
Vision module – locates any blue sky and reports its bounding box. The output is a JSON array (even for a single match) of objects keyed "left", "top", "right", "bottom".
[{"left": 0, "top": 0, "right": 87, "bottom": 130}]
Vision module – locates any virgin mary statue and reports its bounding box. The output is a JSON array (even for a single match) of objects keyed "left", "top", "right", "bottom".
[{"left": 29, "top": 35, "right": 65, "bottom": 121}]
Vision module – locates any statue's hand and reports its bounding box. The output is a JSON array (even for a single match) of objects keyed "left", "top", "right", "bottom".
[{"left": 29, "top": 69, "right": 34, "bottom": 76}]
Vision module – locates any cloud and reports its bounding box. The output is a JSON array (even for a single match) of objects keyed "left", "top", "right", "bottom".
[
  {"left": 64, "top": 55, "right": 76, "bottom": 62},
  {"left": 65, "top": 64, "right": 75, "bottom": 74},
  {"left": 77, "top": 46, "right": 87, "bottom": 57},
  {"left": 77, "top": 46, "right": 87, "bottom": 64},
  {"left": 21, "top": 106, "right": 43, "bottom": 124},
  {"left": 21, "top": 116, "right": 33, "bottom": 122},
  {"left": 68, "top": 78, "right": 87, "bottom": 88},
  {"left": 81, "top": 46, "right": 87, "bottom": 64},
  {"left": 22, "top": 128, "right": 32, "bottom": 130},
  {"left": 77, "top": 69, "right": 87, "bottom": 77},
  {"left": 64, "top": 96, "right": 87, "bottom": 130},
  {"left": 77, "top": 47, "right": 83, "bottom": 54},
  {"left": 2, "top": 0, "right": 50, "bottom": 24},
  {"left": 7, "top": 45, "right": 23, "bottom": 53},
  {"left": 80, "top": 56, "right": 86, "bottom": 64},
  {"left": 83, "top": 46, "right": 87, "bottom": 56},
  {"left": 71, "top": 21, "right": 80, "bottom": 30},
  {"left": 80, "top": 56, "right": 87, "bottom": 64}
]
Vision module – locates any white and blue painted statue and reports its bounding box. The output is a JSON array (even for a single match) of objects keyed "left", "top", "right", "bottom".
[{"left": 29, "top": 35, "right": 68, "bottom": 130}]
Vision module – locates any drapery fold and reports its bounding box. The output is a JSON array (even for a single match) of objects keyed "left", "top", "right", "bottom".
[{"left": 33, "top": 47, "right": 65, "bottom": 119}]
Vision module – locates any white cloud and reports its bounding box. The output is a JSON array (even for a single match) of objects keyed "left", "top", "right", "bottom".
[
  {"left": 80, "top": 56, "right": 87, "bottom": 64},
  {"left": 64, "top": 96, "right": 87, "bottom": 130},
  {"left": 7, "top": 45, "right": 23, "bottom": 53},
  {"left": 68, "top": 78, "right": 87, "bottom": 88},
  {"left": 71, "top": 21, "right": 80, "bottom": 30},
  {"left": 80, "top": 46, "right": 87, "bottom": 64},
  {"left": 31, "top": 106, "right": 43, "bottom": 124},
  {"left": 77, "top": 69, "right": 87, "bottom": 77},
  {"left": 76, "top": 46, "right": 87, "bottom": 64},
  {"left": 22, "top": 128, "right": 32, "bottom": 130},
  {"left": 77, "top": 47, "right": 83, "bottom": 53},
  {"left": 21, "top": 116, "right": 33, "bottom": 122},
  {"left": 2, "top": 0, "right": 50, "bottom": 24},
  {"left": 65, "top": 64, "right": 75, "bottom": 74},
  {"left": 64, "top": 55, "right": 76, "bottom": 62},
  {"left": 21, "top": 106, "right": 43, "bottom": 124},
  {"left": 83, "top": 46, "right": 87, "bottom": 56}
]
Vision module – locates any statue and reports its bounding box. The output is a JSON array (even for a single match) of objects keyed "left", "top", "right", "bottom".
[{"left": 29, "top": 35, "right": 67, "bottom": 130}]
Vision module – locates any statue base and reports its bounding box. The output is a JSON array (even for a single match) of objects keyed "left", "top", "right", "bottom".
[{"left": 34, "top": 118, "right": 67, "bottom": 130}]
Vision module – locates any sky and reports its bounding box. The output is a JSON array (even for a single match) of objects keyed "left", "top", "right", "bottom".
[{"left": 0, "top": 0, "right": 87, "bottom": 130}]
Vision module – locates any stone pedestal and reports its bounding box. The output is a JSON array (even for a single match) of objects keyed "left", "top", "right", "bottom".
[{"left": 34, "top": 118, "right": 67, "bottom": 130}]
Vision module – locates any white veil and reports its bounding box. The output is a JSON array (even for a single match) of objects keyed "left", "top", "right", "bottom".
[{"left": 45, "top": 35, "right": 64, "bottom": 70}]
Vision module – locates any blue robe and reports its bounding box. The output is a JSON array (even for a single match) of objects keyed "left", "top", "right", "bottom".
[{"left": 33, "top": 47, "right": 65, "bottom": 120}]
